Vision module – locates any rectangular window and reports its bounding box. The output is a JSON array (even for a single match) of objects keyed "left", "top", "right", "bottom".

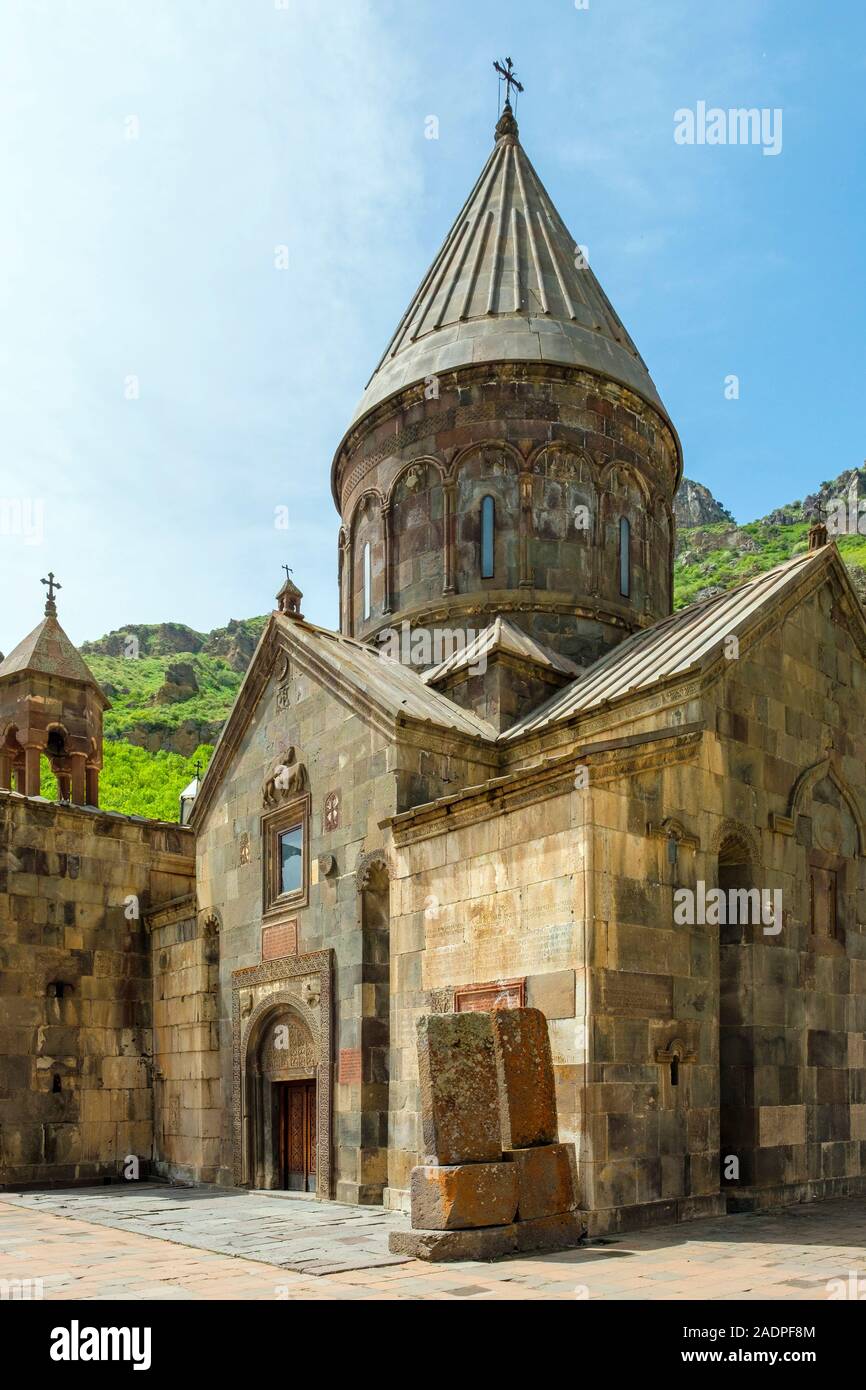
[
  {"left": 619, "top": 516, "right": 631, "bottom": 598},
  {"left": 279, "top": 824, "right": 304, "bottom": 896},
  {"left": 363, "top": 542, "right": 372, "bottom": 620},
  {"left": 263, "top": 795, "right": 310, "bottom": 916},
  {"left": 481, "top": 495, "right": 495, "bottom": 579}
]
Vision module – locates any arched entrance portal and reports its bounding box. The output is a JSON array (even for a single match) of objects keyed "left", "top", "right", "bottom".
[
  {"left": 244, "top": 1003, "right": 318, "bottom": 1191},
  {"left": 232, "top": 951, "right": 333, "bottom": 1198}
]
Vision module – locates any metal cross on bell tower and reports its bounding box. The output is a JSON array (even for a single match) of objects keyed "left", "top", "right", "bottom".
[{"left": 41, "top": 571, "right": 62, "bottom": 617}]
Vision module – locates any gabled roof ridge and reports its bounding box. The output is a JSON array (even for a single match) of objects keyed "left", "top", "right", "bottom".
[
  {"left": 501, "top": 546, "right": 837, "bottom": 741},
  {"left": 422, "top": 613, "right": 581, "bottom": 684}
]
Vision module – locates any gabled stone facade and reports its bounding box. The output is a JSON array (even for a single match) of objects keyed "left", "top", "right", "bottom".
[{"left": 2, "top": 104, "right": 865, "bottom": 1248}]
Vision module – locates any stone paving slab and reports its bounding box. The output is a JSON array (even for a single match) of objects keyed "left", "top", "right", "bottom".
[
  {"left": 2, "top": 1188, "right": 866, "bottom": 1300},
  {"left": 1, "top": 1184, "right": 410, "bottom": 1274}
]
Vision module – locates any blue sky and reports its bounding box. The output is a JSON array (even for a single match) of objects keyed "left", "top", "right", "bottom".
[{"left": 1, "top": 0, "right": 864, "bottom": 650}]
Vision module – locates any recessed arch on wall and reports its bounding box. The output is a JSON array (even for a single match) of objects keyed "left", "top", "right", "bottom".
[
  {"left": 597, "top": 458, "right": 653, "bottom": 508},
  {"left": 779, "top": 758, "right": 865, "bottom": 855},
  {"left": 348, "top": 489, "right": 385, "bottom": 635},
  {"left": 597, "top": 460, "right": 653, "bottom": 608},
  {"left": 232, "top": 951, "right": 333, "bottom": 1199},
  {"left": 527, "top": 444, "right": 599, "bottom": 593},
  {"left": 450, "top": 443, "right": 523, "bottom": 594},
  {"left": 386, "top": 458, "right": 447, "bottom": 610},
  {"left": 653, "top": 495, "right": 675, "bottom": 613},
  {"left": 710, "top": 818, "right": 762, "bottom": 866},
  {"left": 384, "top": 455, "right": 447, "bottom": 509}
]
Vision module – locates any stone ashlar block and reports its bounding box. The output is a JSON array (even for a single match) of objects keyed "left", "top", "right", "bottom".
[
  {"left": 410, "top": 1162, "right": 518, "bottom": 1231},
  {"left": 491, "top": 1007, "right": 558, "bottom": 1149},
  {"left": 389, "top": 1223, "right": 519, "bottom": 1263},
  {"left": 505, "top": 1142, "right": 577, "bottom": 1220},
  {"left": 515, "top": 1210, "right": 585, "bottom": 1254},
  {"left": 388, "top": 1211, "right": 585, "bottom": 1263},
  {"left": 416, "top": 1013, "right": 501, "bottom": 1164}
]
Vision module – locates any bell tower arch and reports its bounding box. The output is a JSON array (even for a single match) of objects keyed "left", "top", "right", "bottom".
[{"left": 0, "top": 575, "right": 107, "bottom": 804}]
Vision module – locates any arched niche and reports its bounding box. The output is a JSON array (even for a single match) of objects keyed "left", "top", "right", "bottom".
[
  {"left": 653, "top": 496, "right": 675, "bottom": 614},
  {"left": 389, "top": 461, "right": 445, "bottom": 611},
  {"left": 349, "top": 491, "right": 385, "bottom": 635},
  {"left": 353, "top": 851, "right": 391, "bottom": 1203},
  {"left": 597, "top": 462, "right": 654, "bottom": 612},
  {"left": 715, "top": 828, "right": 762, "bottom": 1190},
  {"left": 803, "top": 772, "right": 860, "bottom": 948},
  {"left": 528, "top": 447, "right": 598, "bottom": 594},
  {"left": 452, "top": 445, "right": 521, "bottom": 593}
]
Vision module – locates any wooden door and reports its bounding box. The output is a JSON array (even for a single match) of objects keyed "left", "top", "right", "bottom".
[{"left": 277, "top": 1080, "right": 316, "bottom": 1192}]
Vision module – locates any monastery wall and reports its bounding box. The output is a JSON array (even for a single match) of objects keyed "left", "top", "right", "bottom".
[{"left": 0, "top": 792, "right": 193, "bottom": 1188}]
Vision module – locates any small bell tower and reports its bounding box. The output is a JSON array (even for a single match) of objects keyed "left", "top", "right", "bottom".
[
  {"left": 276, "top": 565, "right": 304, "bottom": 620},
  {"left": 0, "top": 574, "right": 108, "bottom": 805}
]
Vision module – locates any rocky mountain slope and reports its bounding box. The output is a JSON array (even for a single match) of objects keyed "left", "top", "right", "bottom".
[{"left": 674, "top": 465, "right": 866, "bottom": 609}]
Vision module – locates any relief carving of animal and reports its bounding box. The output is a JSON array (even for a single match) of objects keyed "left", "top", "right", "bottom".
[{"left": 262, "top": 746, "right": 307, "bottom": 805}]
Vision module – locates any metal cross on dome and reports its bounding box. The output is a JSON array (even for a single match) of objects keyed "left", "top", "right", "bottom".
[{"left": 494, "top": 57, "right": 524, "bottom": 108}]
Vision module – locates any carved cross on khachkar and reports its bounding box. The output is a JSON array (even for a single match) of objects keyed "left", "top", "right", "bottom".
[{"left": 41, "top": 571, "right": 61, "bottom": 617}]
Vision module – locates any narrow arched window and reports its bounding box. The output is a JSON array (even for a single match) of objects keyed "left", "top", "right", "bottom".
[
  {"left": 481, "top": 495, "right": 495, "bottom": 579},
  {"left": 619, "top": 516, "right": 631, "bottom": 598},
  {"left": 363, "top": 542, "right": 372, "bottom": 620}
]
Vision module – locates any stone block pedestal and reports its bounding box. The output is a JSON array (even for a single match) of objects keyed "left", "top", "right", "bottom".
[
  {"left": 505, "top": 1142, "right": 577, "bottom": 1221},
  {"left": 389, "top": 1211, "right": 585, "bottom": 1262},
  {"left": 411, "top": 1162, "right": 518, "bottom": 1230}
]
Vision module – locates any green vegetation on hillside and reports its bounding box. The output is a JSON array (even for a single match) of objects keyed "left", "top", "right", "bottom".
[
  {"left": 88, "top": 652, "right": 243, "bottom": 740},
  {"left": 674, "top": 520, "right": 866, "bottom": 610},
  {"left": 40, "top": 742, "right": 214, "bottom": 823}
]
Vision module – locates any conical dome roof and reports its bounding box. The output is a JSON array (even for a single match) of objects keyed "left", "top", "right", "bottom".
[
  {"left": 349, "top": 104, "right": 672, "bottom": 430},
  {"left": 0, "top": 615, "right": 107, "bottom": 704}
]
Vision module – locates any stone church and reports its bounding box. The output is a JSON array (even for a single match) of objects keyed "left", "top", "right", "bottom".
[{"left": 2, "top": 101, "right": 866, "bottom": 1236}]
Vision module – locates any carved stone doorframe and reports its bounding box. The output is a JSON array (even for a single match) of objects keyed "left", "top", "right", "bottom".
[{"left": 232, "top": 949, "right": 333, "bottom": 1199}]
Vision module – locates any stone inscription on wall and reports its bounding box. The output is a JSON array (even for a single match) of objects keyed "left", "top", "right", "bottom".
[
  {"left": 262, "top": 920, "right": 298, "bottom": 961},
  {"left": 597, "top": 969, "right": 673, "bottom": 1019}
]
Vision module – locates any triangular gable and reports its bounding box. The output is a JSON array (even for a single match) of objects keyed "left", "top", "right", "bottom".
[{"left": 190, "top": 611, "right": 497, "bottom": 830}]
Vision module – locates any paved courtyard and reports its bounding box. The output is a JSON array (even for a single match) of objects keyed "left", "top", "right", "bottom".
[{"left": 2, "top": 1186, "right": 866, "bottom": 1300}]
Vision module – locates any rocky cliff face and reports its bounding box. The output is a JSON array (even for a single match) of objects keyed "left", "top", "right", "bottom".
[
  {"left": 673, "top": 478, "right": 734, "bottom": 528},
  {"left": 674, "top": 465, "right": 866, "bottom": 611},
  {"left": 82, "top": 616, "right": 267, "bottom": 673}
]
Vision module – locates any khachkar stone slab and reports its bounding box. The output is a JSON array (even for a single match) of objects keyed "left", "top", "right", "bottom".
[
  {"left": 411, "top": 1163, "right": 518, "bottom": 1231},
  {"left": 389, "top": 1213, "right": 585, "bottom": 1263},
  {"left": 490, "top": 1007, "right": 558, "bottom": 1149},
  {"left": 505, "top": 1142, "right": 577, "bottom": 1221},
  {"left": 417, "top": 1013, "right": 501, "bottom": 1164}
]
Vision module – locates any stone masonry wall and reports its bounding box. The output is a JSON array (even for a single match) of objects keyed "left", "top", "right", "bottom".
[
  {"left": 335, "top": 366, "right": 678, "bottom": 666},
  {"left": 386, "top": 790, "right": 586, "bottom": 1210},
  {"left": 0, "top": 793, "right": 194, "bottom": 1188},
  {"left": 196, "top": 653, "right": 493, "bottom": 1201},
  {"left": 148, "top": 902, "right": 221, "bottom": 1185}
]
